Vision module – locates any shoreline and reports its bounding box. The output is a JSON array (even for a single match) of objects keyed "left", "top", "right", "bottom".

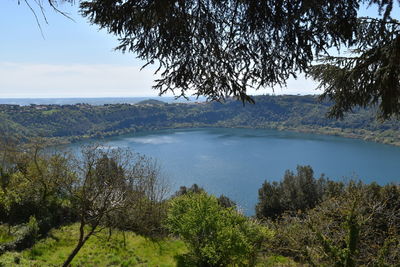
[{"left": 45, "top": 124, "right": 400, "bottom": 148}]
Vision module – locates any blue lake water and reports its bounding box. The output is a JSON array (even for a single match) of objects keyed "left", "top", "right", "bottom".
[{"left": 69, "top": 128, "right": 400, "bottom": 215}]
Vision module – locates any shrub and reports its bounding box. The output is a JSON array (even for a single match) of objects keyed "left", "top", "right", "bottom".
[
  {"left": 256, "top": 165, "right": 341, "bottom": 220},
  {"left": 0, "top": 216, "right": 39, "bottom": 255},
  {"left": 166, "top": 192, "right": 270, "bottom": 266},
  {"left": 267, "top": 182, "right": 400, "bottom": 266}
]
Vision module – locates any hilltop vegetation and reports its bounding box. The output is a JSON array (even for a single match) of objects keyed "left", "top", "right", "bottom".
[{"left": 0, "top": 95, "right": 399, "bottom": 146}]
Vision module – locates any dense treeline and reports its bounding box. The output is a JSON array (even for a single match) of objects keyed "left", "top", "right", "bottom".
[{"left": 1, "top": 95, "right": 400, "bottom": 146}]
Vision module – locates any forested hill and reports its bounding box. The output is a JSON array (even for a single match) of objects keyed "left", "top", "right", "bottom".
[{"left": 1, "top": 95, "right": 399, "bottom": 145}]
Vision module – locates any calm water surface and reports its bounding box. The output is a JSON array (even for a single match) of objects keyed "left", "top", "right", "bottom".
[{"left": 70, "top": 128, "right": 400, "bottom": 215}]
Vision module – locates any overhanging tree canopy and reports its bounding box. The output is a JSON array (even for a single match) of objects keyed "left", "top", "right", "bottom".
[{"left": 23, "top": 0, "right": 400, "bottom": 119}]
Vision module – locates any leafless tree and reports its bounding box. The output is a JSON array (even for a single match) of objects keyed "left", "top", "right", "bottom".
[{"left": 62, "top": 145, "right": 169, "bottom": 266}]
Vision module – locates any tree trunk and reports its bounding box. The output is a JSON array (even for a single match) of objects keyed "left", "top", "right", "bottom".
[
  {"left": 107, "top": 227, "right": 112, "bottom": 241},
  {"left": 62, "top": 240, "right": 84, "bottom": 267},
  {"left": 62, "top": 220, "right": 96, "bottom": 267},
  {"left": 122, "top": 231, "right": 126, "bottom": 248}
]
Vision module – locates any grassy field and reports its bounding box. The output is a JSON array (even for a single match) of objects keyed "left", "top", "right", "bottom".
[
  {"left": 0, "top": 224, "right": 188, "bottom": 266},
  {"left": 0, "top": 224, "right": 294, "bottom": 266}
]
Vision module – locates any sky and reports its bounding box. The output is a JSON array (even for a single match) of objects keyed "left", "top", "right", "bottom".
[{"left": 0, "top": 1, "right": 398, "bottom": 98}]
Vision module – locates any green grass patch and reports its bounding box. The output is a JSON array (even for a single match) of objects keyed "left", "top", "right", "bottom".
[
  {"left": 0, "top": 224, "right": 295, "bottom": 266},
  {"left": 260, "top": 255, "right": 297, "bottom": 266},
  {"left": 0, "top": 225, "right": 15, "bottom": 244},
  {"left": 0, "top": 224, "right": 188, "bottom": 266}
]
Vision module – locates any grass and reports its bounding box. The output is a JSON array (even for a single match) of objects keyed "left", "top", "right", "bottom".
[
  {"left": 0, "top": 224, "right": 297, "bottom": 266},
  {"left": 0, "top": 224, "right": 188, "bottom": 266},
  {"left": 0, "top": 225, "right": 15, "bottom": 244},
  {"left": 261, "top": 255, "right": 298, "bottom": 267}
]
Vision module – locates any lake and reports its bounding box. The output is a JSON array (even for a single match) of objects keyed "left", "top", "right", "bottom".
[{"left": 69, "top": 128, "right": 400, "bottom": 215}]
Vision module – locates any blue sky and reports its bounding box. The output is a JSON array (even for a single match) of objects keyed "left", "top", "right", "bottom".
[
  {"left": 0, "top": 1, "right": 161, "bottom": 98},
  {"left": 0, "top": 1, "right": 398, "bottom": 98}
]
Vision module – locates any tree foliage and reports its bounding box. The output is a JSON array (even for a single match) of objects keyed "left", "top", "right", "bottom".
[
  {"left": 310, "top": 16, "right": 400, "bottom": 119},
  {"left": 166, "top": 192, "right": 269, "bottom": 266},
  {"left": 256, "top": 165, "right": 339, "bottom": 220},
  {"left": 0, "top": 139, "right": 170, "bottom": 263},
  {"left": 62, "top": 145, "right": 169, "bottom": 266},
  {"left": 268, "top": 182, "right": 400, "bottom": 266},
  {"left": 0, "top": 141, "right": 76, "bottom": 229},
  {"left": 173, "top": 184, "right": 237, "bottom": 209},
  {"left": 2, "top": 95, "right": 400, "bottom": 146},
  {"left": 79, "top": 0, "right": 400, "bottom": 118}
]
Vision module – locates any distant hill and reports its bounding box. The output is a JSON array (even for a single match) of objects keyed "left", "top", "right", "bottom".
[
  {"left": 136, "top": 99, "right": 167, "bottom": 105},
  {"left": 0, "top": 95, "right": 399, "bottom": 146}
]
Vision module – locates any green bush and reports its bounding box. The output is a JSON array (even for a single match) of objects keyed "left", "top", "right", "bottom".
[
  {"left": 166, "top": 192, "right": 270, "bottom": 266},
  {"left": 256, "top": 165, "right": 343, "bottom": 220},
  {"left": 267, "top": 182, "right": 400, "bottom": 266},
  {"left": 0, "top": 216, "right": 39, "bottom": 255}
]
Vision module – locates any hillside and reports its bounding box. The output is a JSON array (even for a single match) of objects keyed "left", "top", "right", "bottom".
[
  {"left": 0, "top": 224, "right": 187, "bottom": 266},
  {"left": 0, "top": 224, "right": 291, "bottom": 266},
  {"left": 0, "top": 95, "right": 399, "bottom": 145},
  {"left": 136, "top": 99, "right": 168, "bottom": 106}
]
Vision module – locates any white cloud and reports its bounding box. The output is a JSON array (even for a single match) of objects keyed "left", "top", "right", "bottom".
[
  {"left": 247, "top": 74, "right": 320, "bottom": 96},
  {"left": 0, "top": 62, "right": 160, "bottom": 98},
  {"left": 0, "top": 62, "right": 320, "bottom": 98}
]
